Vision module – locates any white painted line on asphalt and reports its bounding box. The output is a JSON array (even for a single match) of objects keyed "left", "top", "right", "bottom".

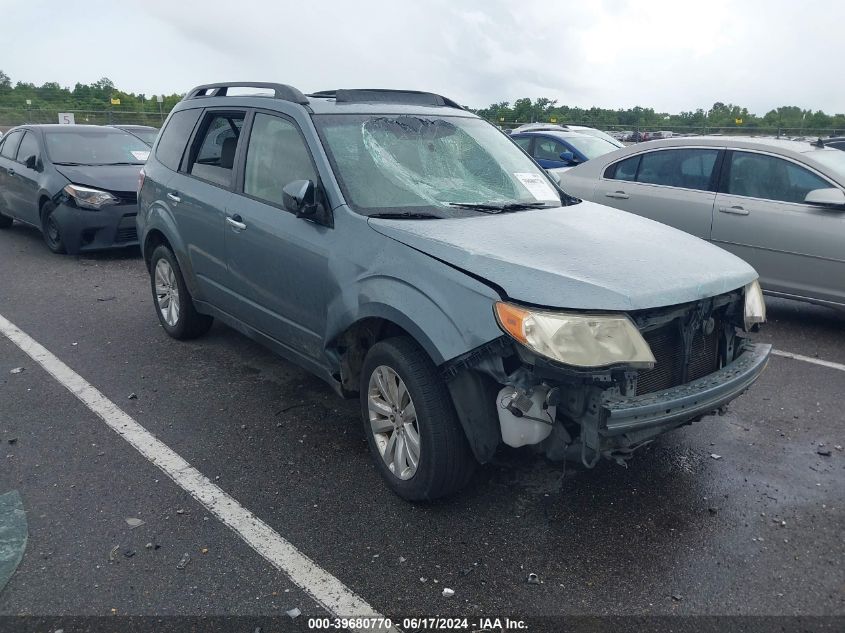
[
  {"left": 772, "top": 349, "right": 845, "bottom": 373},
  {"left": 0, "top": 313, "right": 398, "bottom": 633}
]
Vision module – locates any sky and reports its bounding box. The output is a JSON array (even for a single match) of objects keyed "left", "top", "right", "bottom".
[{"left": 2, "top": 0, "right": 843, "bottom": 114}]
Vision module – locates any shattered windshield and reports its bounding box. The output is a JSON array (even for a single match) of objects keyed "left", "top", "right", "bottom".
[{"left": 313, "top": 114, "right": 563, "bottom": 216}]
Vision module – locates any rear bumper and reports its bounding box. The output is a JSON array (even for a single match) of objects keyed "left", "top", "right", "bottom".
[
  {"left": 601, "top": 342, "right": 771, "bottom": 436},
  {"left": 52, "top": 202, "right": 139, "bottom": 254}
]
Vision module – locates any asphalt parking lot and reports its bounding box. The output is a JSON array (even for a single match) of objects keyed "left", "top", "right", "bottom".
[{"left": 0, "top": 223, "right": 843, "bottom": 629}]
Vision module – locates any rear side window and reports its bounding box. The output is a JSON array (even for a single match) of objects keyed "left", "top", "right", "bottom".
[
  {"left": 156, "top": 109, "right": 202, "bottom": 171},
  {"left": 0, "top": 131, "right": 23, "bottom": 159},
  {"left": 636, "top": 149, "right": 719, "bottom": 190},
  {"left": 726, "top": 152, "right": 830, "bottom": 203},
  {"left": 15, "top": 132, "right": 39, "bottom": 163},
  {"left": 243, "top": 113, "right": 318, "bottom": 207},
  {"left": 605, "top": 155, "right": 639, "bottom": 181},
  {"left": 189, "top": 112, "right": 245, "bottom": 187}
]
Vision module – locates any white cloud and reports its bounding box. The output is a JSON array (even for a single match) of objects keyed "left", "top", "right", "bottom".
[{"left": 0, "top": 0, "right": 842, "bottom": 114}]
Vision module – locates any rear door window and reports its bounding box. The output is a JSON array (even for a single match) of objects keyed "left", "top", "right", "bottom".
[
  {"left": 156, "top": 108, "right": 202, "bottom": 171},
  {"left": 725, "top": 151, "right": 830, "bottom": 203},
  {"left": 636, "top": 148, "right": 719, "bottom": 190},
  {"left": 189, "top": 112, "right": 245, "bottom": 188},
  {"left": 243, "top": 113, "right": 318, "bottom": 207},
  {"left": 15, "top": 131, "right": 39, "bottom": 163},
  {"left": 0, "top": 131, "right": 23, "bottom": 159},
  {"left": 512, "top": 136, "right": 533, "bottom": 152},
  {"left": 605, "top": 155, "right": 640, "bottom": 181}
]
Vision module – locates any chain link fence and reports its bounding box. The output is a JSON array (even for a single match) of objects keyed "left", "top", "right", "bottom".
[{"left": 0, "top": 107, "right": 170, "bottom": 132}]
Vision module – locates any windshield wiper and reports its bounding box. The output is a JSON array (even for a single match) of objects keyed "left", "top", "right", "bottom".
[
  {"left": 368, "top": 212, "right": 441, "bottom": 219},
  {"left": 448, "top": 201, "right": 550, "bottom": 213}
]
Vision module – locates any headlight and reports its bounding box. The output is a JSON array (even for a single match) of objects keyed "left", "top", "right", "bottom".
[
  {"left": 494, "top": 302, "right": 656, "bottom": 369},
  {"left": 63, "top": 184, "right": 118, "bottom": 210},
  {"left": 743, "top": 280, "right": 766, "bottom": 330}
]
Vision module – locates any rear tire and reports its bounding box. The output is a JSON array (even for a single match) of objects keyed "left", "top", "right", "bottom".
[
  {"left": 149, "top": 245, "right": 213, "bottom": 340},
  {"left": 360, "top": 337, "right": 475, "bottom": 501},
  {"left": 40, "top": 201, "right": 66, "bottom": 254}
]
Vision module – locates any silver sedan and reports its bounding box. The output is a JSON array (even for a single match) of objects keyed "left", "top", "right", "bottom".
[{"left": 555, "top": 136, "right": 845, "bottom": 310}]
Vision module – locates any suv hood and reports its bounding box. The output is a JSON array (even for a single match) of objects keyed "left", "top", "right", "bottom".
[
  {"left": 369, "top": 201, "right": 757, "bottom": 310},
  {"left": 54, "top": 164, "right": 143, "bottom": 192}
]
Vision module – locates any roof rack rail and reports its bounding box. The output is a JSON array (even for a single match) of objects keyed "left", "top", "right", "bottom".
[
  {"left": 183, "top": 82, "right": 309, "bottom": 105},
  {"left": 308, "top": 89, "right": 464, "bottom": 110}
]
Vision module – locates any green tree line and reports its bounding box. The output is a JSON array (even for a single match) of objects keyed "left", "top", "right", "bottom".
[
  {"left": 476, "top": 98, "right": 845, "bottom": 132},
  {"left": 2, "top": 72, "right": 844, "bottom": 132},
  {"left": 0, "top": 71, "right": 183, "bottom": 126}
]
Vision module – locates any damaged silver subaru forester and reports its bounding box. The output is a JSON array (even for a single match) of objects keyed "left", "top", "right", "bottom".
[{"left": 137, "top": 83, "right": 771, "bottom": 500}]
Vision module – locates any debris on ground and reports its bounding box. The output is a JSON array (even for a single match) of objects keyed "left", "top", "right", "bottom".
[
  {"left": 108, "top": 545, "right": 119, "bottom": 562},
  {"left": 708, "top": 507, "right": 718, "bottom": 516},
  {"left": 176, "top": 509, "right": 185, "bottom": 514},
  {"left": 176, "top": 553, "right": 190, "bottom": 570},
  {"left": 420, "top": 577, "right": 427, "bottom": 583},
  {"left": 834, "top": 445, "right": 842, "bottom": 451},
  {"left": 671, "top": 593, "right": 683, "bottom": 601},
  {"left": 123, "top": 549, "right": 136, "bottom": 558},
  {"left": 96, "top": 296, "right": 116, "bottom": 302},
  {"left": 442, "top": 588, "right": 455, "bottom": 598},
  {"left": 125, "top": 517, "right": 145, "bottom": 529},
  {"left": 145, "top": 542, "right": 154, "bottom": 550},
  {"left": 286, "top": 608, "right": 301, "bottom": 619},
  {"left": 710, "top": 454, "right": 722, "bottom": 460},
  {"left": 527, "top": 573, "right": 540, "bottom": 585},
  {"left": 399, "top": 556, "right": 406, "bottom": 563},
  {"left": 9, "top": 367, "right": 24, "bottom": 374},
  {"left": 127, "top": 393, "right": 138, "bottom": 400},
  {"left": 7, "top": 438, "right": 17, "bottom": 445},
  {"left": 817, "top": 448, "right": 832, "bottom": 457},
  {"left": 201, "top": 548, "right": 209, "bottom": 554}
]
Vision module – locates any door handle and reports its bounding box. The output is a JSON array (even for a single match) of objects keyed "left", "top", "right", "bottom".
[
  {"left": 718, "top": 205, "right": 749, "bottom": 216},
  {"left": 226, "top": 215, "right": 247, "bottom": 231},
  {"left": 166, "top": 192, "right": 181, "bottom": 203},
  {"left": 605, "top": 190, "right": 629, "bottom": 199}
]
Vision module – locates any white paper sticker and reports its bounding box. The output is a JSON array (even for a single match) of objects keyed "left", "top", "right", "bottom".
[
  {"left": 514, "top": 172, "right": 557, "bottom": 201},
  {"left": 131, "top": 150, "right": 150, "bottom": 161}
]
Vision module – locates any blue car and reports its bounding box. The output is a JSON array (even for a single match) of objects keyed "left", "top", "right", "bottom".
[{"left": 511, "top": 129, "right": 619, "bottom": 169}]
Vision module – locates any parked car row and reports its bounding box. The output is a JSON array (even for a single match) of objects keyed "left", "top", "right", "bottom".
[{"left": 0, "top": 84, "right": 773, "bottom": 501}]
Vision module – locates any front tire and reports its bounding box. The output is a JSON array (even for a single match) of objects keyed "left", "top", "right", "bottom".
[
  {"left": 360, "top": 337, "right": 475, "bottom": 501},
  {"left": 149, "top": 245, "right": 213, "bottom": 339},
  {"left": 41, "top": 201, "right": 66, "bottom": 254}
]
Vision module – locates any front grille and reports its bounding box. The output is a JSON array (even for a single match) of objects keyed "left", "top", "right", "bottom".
[
  {"left": 115, "top": 227, "right": 137, "bottom": 243},
  {"left": 113, "top": 191, "right": 138, "bottom": 205},
  {"left": 636, "top": 317, "right": 721, "bottom": 395}
]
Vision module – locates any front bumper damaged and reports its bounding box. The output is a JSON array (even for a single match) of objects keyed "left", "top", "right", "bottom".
[{"left": 601, "top": 342, "right": 771, "bottom": 436}]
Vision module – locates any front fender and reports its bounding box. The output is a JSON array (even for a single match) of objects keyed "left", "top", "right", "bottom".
[{"left": 325, "top": 253, "right": 503, "bottom": 367}]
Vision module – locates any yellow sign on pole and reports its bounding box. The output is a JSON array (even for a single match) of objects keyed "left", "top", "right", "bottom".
[
  {"left": 499, "top": 116, "right": 505, "bottom": 122},
  {"left": 550, "top": 116, "right": 557, "bottom": 123},
  {"left": 735, "top": 117, "right": 743, "bottom": 125},
  {"left": 110, "top": 97, "right": 121, "bottom": 105}
]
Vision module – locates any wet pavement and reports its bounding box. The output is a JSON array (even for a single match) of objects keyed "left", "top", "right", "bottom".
[{"left": 0, "top": 223, "right": 842, "bottom": 627}]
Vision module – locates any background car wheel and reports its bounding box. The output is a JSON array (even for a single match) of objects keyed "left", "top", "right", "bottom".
[
  {"left": 360, "top": 336, "right": 475, "bottom": 501},
  {"left": 0, "top": 211, "right": 12, "bottom": 229},
  {"left": 40, "top": 201, "right": 66, "bottom": 254},
  {"left": 149, "top": 245, "right": 213, "bottom": 340}
]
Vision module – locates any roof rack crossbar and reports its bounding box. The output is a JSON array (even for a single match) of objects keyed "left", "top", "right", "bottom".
[
  {"left": 184, "top": 82, "right": 309, "bottom": 105},
  {"left": 308, "top": 89, "right": 464, "bottom": 110}
]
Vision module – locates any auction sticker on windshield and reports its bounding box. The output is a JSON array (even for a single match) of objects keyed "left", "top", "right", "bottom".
[
  {"left": 131, "top": 150, "right": 150, "bottom": 161},
  {"left": 514, "top": 172, "right": 558, "bottom": 201}
]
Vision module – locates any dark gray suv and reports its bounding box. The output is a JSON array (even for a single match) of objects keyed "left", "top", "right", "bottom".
[{"left": 137, "top": 82, "right": 771, "bottom": 500}]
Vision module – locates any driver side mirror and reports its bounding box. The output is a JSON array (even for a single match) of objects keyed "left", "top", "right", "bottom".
[
  {"left": 559, "top": 151, "right": 579, "bottom": 165},
  {"left": 282, "top": 179, "right": 333, "bottom": 227},
  {"left": 804, "top": 187, "right": 845, "bottom": 208}
]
